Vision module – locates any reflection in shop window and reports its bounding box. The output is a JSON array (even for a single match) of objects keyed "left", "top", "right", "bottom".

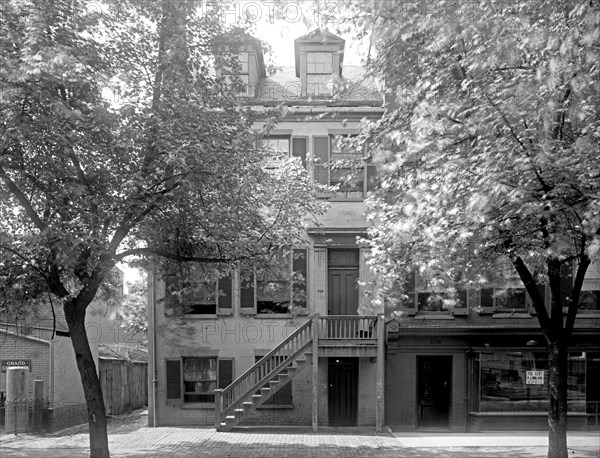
[{"left": 478, "top": 351, "right": 586, "bottom": 412}]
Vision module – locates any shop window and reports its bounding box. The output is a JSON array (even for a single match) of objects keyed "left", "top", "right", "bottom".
[
  {"left": 165, "top": 357, "right": 233, "bottom": 405},
  {"left": 240, "top": 248, "right": 308, "bottom": 315},
  {"left": 477, "top": 351, "right": 586, "bottom": 413},
  {"left": 254, "top": 356, "right": 292, "bottom": 406}
]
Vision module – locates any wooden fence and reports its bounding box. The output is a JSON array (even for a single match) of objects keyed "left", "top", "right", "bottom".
[{"left": 99, "top": 359, "right": 147, "bottom": 415}]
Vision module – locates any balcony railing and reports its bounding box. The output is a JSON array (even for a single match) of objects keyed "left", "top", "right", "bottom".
[{"left": 318, "top": 315, "right": 378, "bottom": 341}]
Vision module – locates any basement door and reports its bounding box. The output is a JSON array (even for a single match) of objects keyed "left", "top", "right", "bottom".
[
  {"left": 417, "top": 355, "right": 452, "bottom": 428},
  {"left": 328, "top": 358, "right": 358, "bottom": 426}
]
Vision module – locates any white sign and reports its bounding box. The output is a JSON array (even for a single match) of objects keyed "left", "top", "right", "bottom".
[{"left": 526, "top": 370, "right": 544, "bottom": 385}]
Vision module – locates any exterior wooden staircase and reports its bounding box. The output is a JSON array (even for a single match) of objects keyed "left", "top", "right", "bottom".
[
  {"left": 214, "top": 315, "right": 383, "bottom": 431},
  {"left": 214, "top": 319, "right": 314, "bottom": 431}
]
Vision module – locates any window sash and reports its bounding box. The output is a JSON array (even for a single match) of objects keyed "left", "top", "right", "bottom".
[
  {"left": 242, "top": 248, "right": 308, "bottom": 315},
  {"left": 178, "top": 357, "right": 234, "bottom": 404}
]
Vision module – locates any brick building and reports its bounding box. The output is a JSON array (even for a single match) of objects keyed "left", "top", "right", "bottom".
[
  {"left": 0, "top": 267, "right": 145, "bottom": 431},
  {"left": 147, "top": 30, "right": 600, "bottom": 432}
]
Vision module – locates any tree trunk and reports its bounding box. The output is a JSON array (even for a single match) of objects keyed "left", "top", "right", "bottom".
[
  {"left": 547, "top": 339, "right": 568, "bottom": 458},
  {"left": 64, "top": 300, "right": 110, "bottom": 458}
]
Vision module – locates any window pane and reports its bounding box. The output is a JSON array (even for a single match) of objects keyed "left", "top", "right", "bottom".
[
  {"left": 495, "top": 288, "right": 527, "bottom": 310},
  {"left": 580, "top": 290, "right": 600, "bottom": 310},
  {"left": 479, "top": 352, "right": 586, "bottom": 413},
  {"left": 183, "top": 357, "right": 218, "bottom": 403},
  {"left": 257, "top": 250, "right": 292, "bottom": 314}
]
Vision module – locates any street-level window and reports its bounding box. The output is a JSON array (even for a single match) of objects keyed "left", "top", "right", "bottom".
[
  {"left": 477, "top": 351, "right": 586, "bottom": 413},
  {"left": 166, "top": 357, "right": 234, "bottom": 405}
]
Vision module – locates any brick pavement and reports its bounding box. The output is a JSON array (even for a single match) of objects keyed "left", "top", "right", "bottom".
[{"left": 1, "top": 412, "right": 598, "bottom": 458}]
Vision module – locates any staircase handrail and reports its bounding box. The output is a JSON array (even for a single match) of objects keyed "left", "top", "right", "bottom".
[{"left": 216, "top": 318, "right": 313, "bottom": 419}]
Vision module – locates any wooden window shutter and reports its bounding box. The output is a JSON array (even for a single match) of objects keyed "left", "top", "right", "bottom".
[
  {"left": 366, "top": 163, "right": 377, "bottom": 192},
  {"left": 218, "top": 359, "right": 234, "bottom": 389},
  {"left": 165, "top": 359, "right": 182, "bottom": 405},
  {"left": 292, "top": 137, "right": 308, "bottom": 169},
  {"left": 530, "top": 284, "right": 546, "bottom": 315},
  {"left": 559, "top": 261, "right": 574, "bottom": 308},
  {"left": 403, "top": 270, "right": 416, "bottom": 315},
  {"left": 217, "top": 274, "right": 233, "bottom": 315},
  {"left": 313, "top": 136, "right": 329, "bottom": 185},
  {"left": 467, "top": 288, "right": 480, "bottom": 310},
  {"left": 240, "top": 268, "right": 256, "bottom": 314},
  {"left": 453, "top": 288, "right": 469, "bottom": 315},
  {"left": 293, "top": 248, "right": 308, "bottom": 313},
  {"left": 479, "top": 287, "right": 494, "bottom": 313}
]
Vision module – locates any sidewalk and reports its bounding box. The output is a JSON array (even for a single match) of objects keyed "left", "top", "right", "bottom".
[{"left": 1, "top": 411, "right": 598, "bottom": 458}]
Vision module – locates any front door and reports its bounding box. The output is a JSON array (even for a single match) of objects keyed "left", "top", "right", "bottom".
[
  {"left": 417, "top": 356, "right": 452, "bottom": 428},
  {"left": 328, "top": 249, "right": 359, "bottom": 316},
  {"left": 328, "top": 358, "right": 358, "bottom": 426}
]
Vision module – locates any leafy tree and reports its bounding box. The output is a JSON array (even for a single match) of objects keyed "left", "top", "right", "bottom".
[
  {"left": 340, "top": 1, "right": 600, "bottom": 457},
  {"left": 116, "top": 276, "right": 148, "bottom": 344},
  {"left": 0, "top": 1, "right": 324, "bottom": 457}
]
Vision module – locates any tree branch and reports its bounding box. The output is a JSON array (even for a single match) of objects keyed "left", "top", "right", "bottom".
[{"left": 0, "top": 166, "right": 47, "bottom": 231}]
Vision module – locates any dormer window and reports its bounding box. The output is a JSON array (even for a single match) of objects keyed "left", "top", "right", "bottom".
[
  {"left": 306, "top": 52, "right": 333, "bottom": 96},
  {"left": 294, "top": 30, "right": 345, "bottom": 97}
]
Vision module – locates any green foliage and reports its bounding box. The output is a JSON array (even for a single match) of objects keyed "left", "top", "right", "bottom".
[
  {"left": 117, "top": 277, "right": 148, "bottom": 343},
  {"left": 341, "top": 0, "right": 600, "bottom": 314},
  {"left": 0, "top": 0, "right": 324, "bottom": 310}
]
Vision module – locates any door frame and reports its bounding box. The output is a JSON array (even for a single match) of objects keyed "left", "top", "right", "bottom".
[
  {"left": 416, "top": 355, "right": 453, "bottom": 429},
  {"left": 327, "top": 248, "right": 360, "bottom": 316},
  {"left": 328, "top": 357, "right": 359, "bottom": 426}
]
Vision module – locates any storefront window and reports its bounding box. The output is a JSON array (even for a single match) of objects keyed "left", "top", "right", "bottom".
[{"left": 478, "top": 351, "right": 586, "bottom": 413}]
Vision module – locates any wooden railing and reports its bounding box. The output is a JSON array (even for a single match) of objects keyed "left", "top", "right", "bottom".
[
  {"left": 215, "top": 319, "right": 313, "bottom": 426},
  {"left": 319, "top": 315, "right": 378, "bottom": 340}
]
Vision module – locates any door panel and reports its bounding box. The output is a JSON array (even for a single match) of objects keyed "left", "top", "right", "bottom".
[
  {"left": 328, "top": 269, "right": 359, "bottom": 315},
  {"left": 417, "top": 356, "right": 452, "bottom": 428},
  {"left": 328, "top": 358, "right": 358, "bottom": 426}
]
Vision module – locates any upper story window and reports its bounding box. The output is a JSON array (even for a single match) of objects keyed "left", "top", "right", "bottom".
[
  {"left": 240, "top": 248, "right": 308, "bottom": 316},
  {"left": 164, "top": 267, "right": 233, "bottom": 316},
  {"left": 561, "top": 259, "right": 600, "bottom": 312},
  {"left": 306, "top": 52, "right": 333, "bottom": 96},
  {"left": 313, "top": 134, "right": 376, "bottom": 200},
  {"left": 223, "top": 51, "right": 254, "bottom": 97},
  {"left": 402, "top": 270, "right": 468, "bottom": 315}
]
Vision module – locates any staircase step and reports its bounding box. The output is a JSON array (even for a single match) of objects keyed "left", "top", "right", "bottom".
[{"left": 242, "top": 401, "right": 253, "bottom": 411}]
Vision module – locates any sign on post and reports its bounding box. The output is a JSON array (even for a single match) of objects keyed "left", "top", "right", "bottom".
[{"left": 526, "top": 370, "right": 544, "bottom": 385}]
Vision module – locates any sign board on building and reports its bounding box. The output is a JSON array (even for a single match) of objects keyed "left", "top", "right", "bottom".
[
  {"left": 1, "top": 360, "right": 32, "bottom": 373},
  {"left": 526, "top": 370, "right": 544, "bottom": 385}
]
